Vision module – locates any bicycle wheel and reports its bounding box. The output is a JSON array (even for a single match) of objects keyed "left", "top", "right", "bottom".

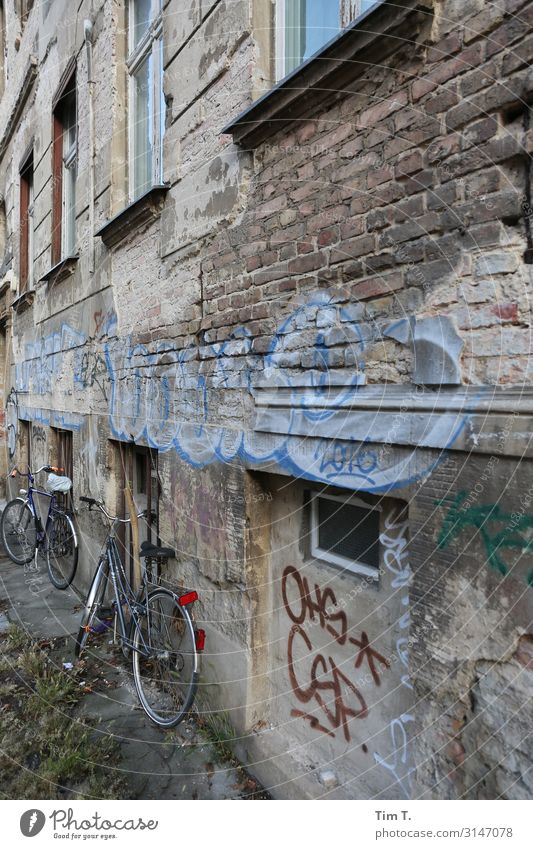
[
  {"left": 46, "top": 509, "right": 78, "bottom": 589},
  {"left": 132, "top": 589, "right": 199, "bottom": 727},
  {"left": 1, "top": 498, "right": 37, "bottom": 565},
  {"left": 74, "top": 559, "right": 108, "bottom": 658}
]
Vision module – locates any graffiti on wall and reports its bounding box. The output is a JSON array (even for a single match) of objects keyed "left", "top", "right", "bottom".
[
  {"left": 11, "top": 293, "right": 471, "bottom": 492},
  {"left": 437, "top": 491, "right": 533, "bottom": 586},
  {"left": 16, "top": 323, "right": 86, "bottom": 397},
  {"left": 282, "top": 564, "right": 391, "bottom": 742},
  {"left": 374, "top": 507, "right": 414, "bottom": 799},
  {"left": 74, "top": 350, "right": 110, "bottom": 400},
  {"left": 5, "top": 388, "right": 18, "bottom": 458}
]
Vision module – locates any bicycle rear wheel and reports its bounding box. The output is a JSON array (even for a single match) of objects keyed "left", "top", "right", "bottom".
[
  {"left": 74, "top": 559, "right": 108, "bottom": 658},
  {"left": 1, "top": 499, "right": 36, "bottom": 564},
  {"left": 46, "top": 509, "right": 78, "bottom": 589},
  {"left": 132, "top": 589, "right": 198, "bottom": 727}
]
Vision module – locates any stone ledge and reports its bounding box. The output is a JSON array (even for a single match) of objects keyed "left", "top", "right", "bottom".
[
  {"left": 11, "top": 289, "right": 35, "bottom": 314},
  {"left": 253, "top": 383, "right": 533, "bottom": 458},
  {"left": 39, "top": 255, "right": 79, "bottom": 287},
  {"left": 222, "top": 0, "right": 431, "bottom": 147},
  {"left": 96, "top": 185, "right": 170, "bottom": 248},
  {"left": 0, "top": 55, "right": 38, "bottom": 160}
]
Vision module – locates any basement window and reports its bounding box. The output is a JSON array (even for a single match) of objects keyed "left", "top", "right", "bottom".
[{"left": 310, "top": 493, "right": 380, "bottom": 579}]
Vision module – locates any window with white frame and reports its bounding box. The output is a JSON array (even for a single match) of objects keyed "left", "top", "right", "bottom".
[
  {"left": 61, "top": 89, "right": 77, "bottom": 258},
  {"left": 52, "top": 73, "right": 77, "bottom": 263},
  {"left": 310, "top": 493, "right": 381, "bottom": 579},
  {"left": 127, "top": 0, "right": 164, "bottom": 200},
  {"left": 276, "top": 0, "right": 378, "bottom": 79}
]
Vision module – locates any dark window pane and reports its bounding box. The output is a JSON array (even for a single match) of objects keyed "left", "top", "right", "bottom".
[{"left": 317, "top": 497, "right": 380, "bottom": 568}]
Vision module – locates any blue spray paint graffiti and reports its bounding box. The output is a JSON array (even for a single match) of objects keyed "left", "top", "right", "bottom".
[
  {"left": 374, "top": 507, "right": 415, "bottom": 797},
  {"left": 11, "top": 294, "right": 469, "bottom": 491}
]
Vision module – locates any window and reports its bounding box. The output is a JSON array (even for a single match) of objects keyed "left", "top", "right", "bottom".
[
  {"left": 116, "top": 442, "right": 159, "bottom": 584},
  {"left": 19, "top": 153, "right": 34, "bottom": 292},
  {"left": 127, "top": 0, "right": 164, "bottom": 200},
  {"left": 0, "top": 3, "right": 5, "bottom": 99},
  {"left": 276, "top": 0, "right": 377, "bottom": 79},
  {"left": 310, "top": 493, "right": 380, "bottom": 579},
  {"left": 52, "top": 71, "right": 77, "bottom": 264},
  {"left": 17, "top": 0, "right": 34, "bottom": 26},
  {"left": 53, "top": 427, "right": 73, "bottom": 510}
]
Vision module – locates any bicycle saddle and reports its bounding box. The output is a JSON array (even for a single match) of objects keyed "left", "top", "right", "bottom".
[{"left": 140, "top": 539, "right": 175, "bottom": 559}]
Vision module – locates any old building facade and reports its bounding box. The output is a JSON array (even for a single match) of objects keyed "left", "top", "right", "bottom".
[{"left": 0, "top": 0, "right": 532, "bottom": 799}]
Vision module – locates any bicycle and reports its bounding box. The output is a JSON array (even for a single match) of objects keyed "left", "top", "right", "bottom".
[
  {"left": 1, "top": 465, "right": 78, "bottom": 590},
  {"left": 75, "top": 496, "right": 204, "bottom": 728}
]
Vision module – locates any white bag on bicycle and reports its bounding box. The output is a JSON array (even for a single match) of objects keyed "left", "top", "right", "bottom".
[{"left": 47, "top": 473, "right": 72, "bottom": 493}]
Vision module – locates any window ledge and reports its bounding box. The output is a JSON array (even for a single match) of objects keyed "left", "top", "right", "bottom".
[
  {"left": 39, "top": 255, "right": 79, "bottom": 287},
  {"left": 11, "top": 289, "right": 35, "bottom": 314},
  {"left": 222, "top": 0, "right": 431, "bottom": 147},
  {"left": 96, "top": 184, "right": 170, "bottom": 248}
]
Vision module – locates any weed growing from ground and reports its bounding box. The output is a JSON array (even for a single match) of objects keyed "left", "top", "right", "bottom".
[{"left": 0, "top": 625, "right": 126, "bottom": 799}]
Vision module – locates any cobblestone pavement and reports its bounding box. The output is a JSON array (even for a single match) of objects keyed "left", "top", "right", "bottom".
[{"left": 0, "top": 552, "right": 266, "bottom": 800}]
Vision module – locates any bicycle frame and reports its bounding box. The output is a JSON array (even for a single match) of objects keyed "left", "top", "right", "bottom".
[
  {"left": 14, "top": 467, "right": 63, "bottom": 550},
  {"left": 100, "top": 523, "right": 153, "bottom": 658},
  {"left": 25, "top": 486, "right": 56, "bottom": 543}
]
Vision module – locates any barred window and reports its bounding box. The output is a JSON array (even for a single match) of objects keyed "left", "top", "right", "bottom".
[{"left": 310, "top": 493, "right": 380, "bottom": 579}]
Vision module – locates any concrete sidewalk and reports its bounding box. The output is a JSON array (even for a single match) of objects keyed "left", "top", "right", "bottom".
[{"left": 0, "top": 552, "right": 265, "bottom": 800}]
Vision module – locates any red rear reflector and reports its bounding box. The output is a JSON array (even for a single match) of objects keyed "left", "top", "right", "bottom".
[
  {"left": 179, "top": 591, "right": 198, "bottom": 606},
  {"left": 195, "top": 629, "right": 206, "bottom": 651}
]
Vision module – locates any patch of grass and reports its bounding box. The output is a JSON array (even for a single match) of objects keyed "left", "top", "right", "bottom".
[
  {"left": 195, "top": 708, "right": 271, "bottom": 800},
  {"left": 5, "top": 623, "right": 30, "bottom": 651},
  {"left": 198, "top": 710, "right": 236, "bottom": 762},
  {"left": 0, "top": 628, "right": 126, "bottom": 800}
]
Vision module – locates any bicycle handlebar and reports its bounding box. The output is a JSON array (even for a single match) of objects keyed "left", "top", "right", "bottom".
[
  {"left": 80, "top": 495, "right": 148, "bottom": 524},
  {"left": 9, "top": 465, "right": 64, "bottom": 478}
]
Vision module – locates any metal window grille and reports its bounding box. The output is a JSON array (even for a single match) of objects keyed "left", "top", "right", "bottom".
[{"left": 311, "top": 493, "right": 380, "bottom": 579}]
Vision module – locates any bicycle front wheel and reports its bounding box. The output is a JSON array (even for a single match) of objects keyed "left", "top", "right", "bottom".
[
  {"left": 132, "top": 589, "right": 199, "bottom": 727},
  {"left": 46, "top": 510, "right": 78, "bottom": 590},
  {"left": 1, "top": 499, "right": 36, "bottom": 564},
  {"left": 74, "top": 559, "right": 108, "bottom": 658}
]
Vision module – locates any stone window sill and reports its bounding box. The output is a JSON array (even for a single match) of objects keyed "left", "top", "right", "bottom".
[
  {"left": 39, "top": 255, "right": 79, "bottom": 287},
  {"left": 222, "top": 0, "right": 430, "bottom": 147},
  {"left": 96, "top": 184, "right": 170, "bottom": 248},
  {"left": 11, "top": 289, "right": 35, "bottom": 314}
]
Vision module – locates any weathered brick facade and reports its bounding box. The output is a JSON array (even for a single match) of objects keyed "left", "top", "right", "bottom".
[{"left": 0, "top": 0, "right": 532, "bottom": 799}]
